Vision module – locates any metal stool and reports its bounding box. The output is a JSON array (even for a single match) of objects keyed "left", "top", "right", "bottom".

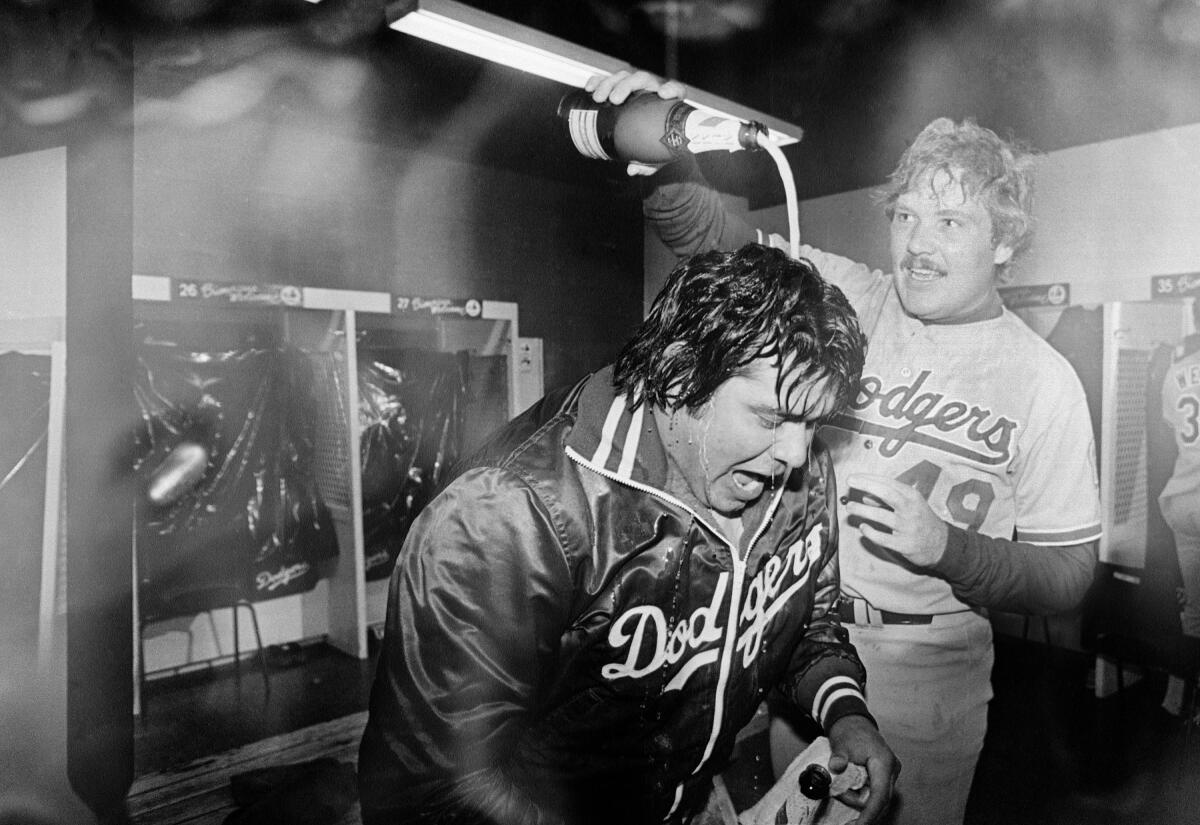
[{"left": 138, "top": 589, "right": 271, "bottom": 721}]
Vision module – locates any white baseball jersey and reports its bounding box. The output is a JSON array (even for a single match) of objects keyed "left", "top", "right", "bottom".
[
  {"left": 796, "top": 245, "right": 1103, "bottom": 615},
  {"left": 1160, "top": 335, "right": 1200, "bottom": 507}
]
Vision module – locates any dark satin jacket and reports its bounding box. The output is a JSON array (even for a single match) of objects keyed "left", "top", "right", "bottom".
[{"left": 357, "top": 366, "right": 871, "bottom": 825}]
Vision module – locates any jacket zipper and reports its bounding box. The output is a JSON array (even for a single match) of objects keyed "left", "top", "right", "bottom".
[{"left": 565, "top": 445, "right": 784, "bottom": 819}]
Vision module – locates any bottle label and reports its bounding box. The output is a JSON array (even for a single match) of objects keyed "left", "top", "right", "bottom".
[
  {"left": 660, "top": 100, "right": 692, "bottom": 156},
  {"left": 566, "top": 108, "right": 613, "bottom": 162}
]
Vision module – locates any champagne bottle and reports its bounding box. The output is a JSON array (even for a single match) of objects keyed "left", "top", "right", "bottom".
[
  {"left": 557, "top": 90, "right": 766, "bottom": 163},
  {"left": 797, "top": 763, "right": 833, "bottom": 800}
]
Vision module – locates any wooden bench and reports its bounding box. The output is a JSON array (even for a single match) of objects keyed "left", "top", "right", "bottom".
[{"left": 127, "top": 711, "right": 367, "bottom": 825}]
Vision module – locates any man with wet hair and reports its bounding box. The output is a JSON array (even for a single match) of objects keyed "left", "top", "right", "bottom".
[
  {"left": 358, "top": 243, "right": 898, "bottom": 824},
  {"left": 589, "top": 72, "right": 1102, "bottom": 825}
]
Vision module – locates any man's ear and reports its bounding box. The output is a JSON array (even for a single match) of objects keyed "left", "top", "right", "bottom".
[{"left": 993, "top": 242, "right": 1014, "bottom": 268}]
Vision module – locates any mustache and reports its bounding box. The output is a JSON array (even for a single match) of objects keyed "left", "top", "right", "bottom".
[{"left": 901, "top": 254, "right": 942, "bottom": 272}]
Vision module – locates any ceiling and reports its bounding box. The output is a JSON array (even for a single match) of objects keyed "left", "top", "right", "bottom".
[{"left": 4, "top": 0, "right": 1200, "bottom": 201}]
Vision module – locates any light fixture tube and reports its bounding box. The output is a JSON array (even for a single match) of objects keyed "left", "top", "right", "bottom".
[{"left": 386, "top": 0, "right": 801, "bottom": 146}]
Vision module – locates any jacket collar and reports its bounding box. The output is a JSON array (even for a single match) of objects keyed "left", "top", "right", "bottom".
[{"left": 565, "top": 365, "right": 671, "bottom": 492}]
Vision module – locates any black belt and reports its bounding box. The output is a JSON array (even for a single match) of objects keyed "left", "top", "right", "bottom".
[{"left": 837, "top": 598, "right": 934, "bottom": 626}]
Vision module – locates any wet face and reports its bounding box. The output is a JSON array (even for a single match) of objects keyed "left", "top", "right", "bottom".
[
  {"left": 669, "top": 357, "right": 839, "bottom": 518},
  {"left": 888, "top": 168, "right": 1014, "bottom": 323}
]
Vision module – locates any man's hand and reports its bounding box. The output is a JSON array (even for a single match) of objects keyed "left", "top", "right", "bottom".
[
  {"left": 843, "top": 473, "right": 949, "bottom": 568},
  {"left": 827, "top": 715, "right": 898, "bottom": 824},
  {"left": 584, "top": 69, "right": 687, "bottom": 105}
]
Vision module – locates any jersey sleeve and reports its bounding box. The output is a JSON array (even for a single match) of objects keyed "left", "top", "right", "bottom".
[
  {"left": 642, "top": 155, "right": 756, "bottom": 256},
  {"left": 934, "top": 526, "right": 1096, "bottom": 614},
  {"left": 1012, "top": 358, "right": 1103, "bottom": 546}
]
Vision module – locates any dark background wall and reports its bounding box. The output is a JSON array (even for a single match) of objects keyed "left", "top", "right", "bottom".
[{"left": 132, "top": 20, "right": 647, "bottom": 393}]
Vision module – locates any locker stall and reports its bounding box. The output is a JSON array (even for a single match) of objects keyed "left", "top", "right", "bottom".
[
  {"left": 1013, "top": 301, "right": 1193, "bottom": 569},
  {"left": 131, "top": 276, "right": 536, "bottom": 691},
  {"left": 1011, "top": 300, "right": 1194, "bottom": 692}
]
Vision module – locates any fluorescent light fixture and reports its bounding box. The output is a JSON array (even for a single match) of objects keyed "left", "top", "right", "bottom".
[
  {"left": 386, "top": 0, "right": 802, "bottom": 146},
  {"left": 389, "top": 0, "right": 623, "bottom": 88}
]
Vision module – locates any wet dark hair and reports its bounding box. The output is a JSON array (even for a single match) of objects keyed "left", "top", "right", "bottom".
[{"left": 613, "top": 243, "right": 866, "bottom": 416}]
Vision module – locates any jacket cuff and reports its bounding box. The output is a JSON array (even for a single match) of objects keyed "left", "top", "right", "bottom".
[
  {"left": 794, "top": 666, "right": 874, "bottom": 731},
  {"left": 813, "top": 675, "right": 874, "bottom": 730}
]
